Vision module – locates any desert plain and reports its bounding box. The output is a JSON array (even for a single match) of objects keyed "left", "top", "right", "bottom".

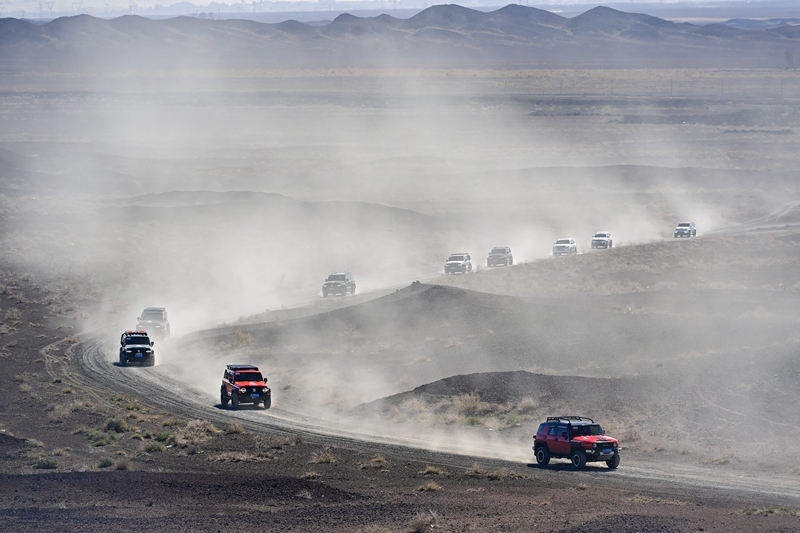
[{"left": 1, "top": 4, "right": 800, "bottom": 532}]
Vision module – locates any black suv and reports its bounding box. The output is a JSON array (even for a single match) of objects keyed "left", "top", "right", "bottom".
[
  {"left": 487, "top": 247, "right": 513, "bottom": 267},
  {"left": 136, "top": 307, "right": 170, "bottom": 339},
  {"left": 119, "top": 330, "right": 155, "bottom": 366},
  {"left": 532, "top": 416, "right": 620, "bottom": 469},
  {"left": 322, "top": 272, "right": 356, "bottom": 297},
  {"left": 221, "top": 364, "right": 271, "bottom": 410}
]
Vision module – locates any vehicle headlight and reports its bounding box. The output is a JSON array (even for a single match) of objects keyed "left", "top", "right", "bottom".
[
  {"left": 126, "top": 349, "right": 132, "bottom": 353},
  {"left": 262, "top": 387, "right": 268, "bottom": 393},
  {"left": 239, "top": 387, "right": 246, "bottom": 393},
  {"left": 592, "top": 443, "right": 597, "bottom": 449}
]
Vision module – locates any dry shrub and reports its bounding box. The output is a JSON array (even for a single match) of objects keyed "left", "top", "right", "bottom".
[
  {"left": 105, "top": 418, "right": 128, "bottom": 433},
  {"left": 162, "top": 418, "right": 186, "bottom": 427},
  {"left": 295, "top": 489, "right": 312, "bottom": 500},
  {"left": 417, "top": 482, "right": 442, "bottom": 492},
  {"left": 115, "top": 458, "right": 132, "bottom": 471},
  {"left": 420, "top": 465, "right": 444, "bottom": 476},
  {"left": 174, "top": 419, "right": 221, "bottom": 447},
  {"left": 516, "top": 396, "right": 539, "bottom": 413},
  {"left": 311, "top": 449, "right": 336, "bottom": 464},
  {"left": 302, "top": 471, "right": 321, "bottom": 479},
  {"left": 209, "top": 451, "right": 259, "bottom": 463},
  {"left": 410, "top": 510, "right": 438, "bottom": 532},
  {"left": 487, "top": 469, "right": 529, "bottom": 481},
  {"left": 465, "top": 462, "right": 484, "bottom": 477},
  {"left": 225, "top": 422, "right": 245, "bottom": 435}
]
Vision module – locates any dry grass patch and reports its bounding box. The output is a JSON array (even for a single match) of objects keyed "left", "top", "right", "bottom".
[
  {"left": 410, "top": 510, "right": 438, "bottom": 533},
  {"left": 417, "top": 482, "right": 442, "bottom": 492},
  {"left": 174, "top": 419, "right": 221, "bottom": 447},
  {"left": 302, "top": 471, "right": 321, "bottom": 479},
  {"left": 420, "top": 465, "right": 444, "bottom": 476},
  {"left": 486, "top": 469, "right": 529, "bottom": 481},
  {"left": 465, "top": 462, "right": 484, "bottom": 477},
  {"left": 311, "top": 449, "right": 336, "bottom": 464},
  {"left": 225, "top": 422, "right": 245, "bottom": 435},
  {"left": 209, "top": 451, "right": 259, "bottom": 462},
  {"left": 744, "top": 506, "right": 798, "bottom": 516},
  {"left": 624, "top": 494, "right": 687, "bottom": 505}
]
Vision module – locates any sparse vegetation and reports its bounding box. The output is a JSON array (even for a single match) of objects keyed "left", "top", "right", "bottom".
[
  {"left": 311, "top": 450, "right": 336, "bottom": 464},
  {"left": 420, "top": 465, "right": 444, "bottom": 476},
  {"left": 105, "top": 418, "right": 129, "bottom": 433},
  {"left": 225, "top": 422, "right": 245, "bottom": 435},
  {"left": 410, "top": 510, "right": 439, "bottom": 532},
  {"left": 417, "top": 482, "right": 442, "bottom": 492},
  {"left": 33, "top": 457, "right": 58, "bottom": 469},
  {"left": 98, "top": 457, "right": 114, "bottom": 468},
  {"left": 144, "top": 442, "right": 166, "bottom": 453}
]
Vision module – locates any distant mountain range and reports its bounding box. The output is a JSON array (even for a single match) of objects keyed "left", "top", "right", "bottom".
[{"left": 1, "top": 4, "right": 799, "bottom": 69}]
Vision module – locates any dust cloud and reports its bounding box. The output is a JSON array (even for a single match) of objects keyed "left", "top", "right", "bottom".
[{"left": 2, "top": 7, "right": 800, "bottom": 464}]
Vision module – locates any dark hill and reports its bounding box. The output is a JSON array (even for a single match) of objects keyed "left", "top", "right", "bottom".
[{"left": 0, "top": 4, "right": 798, "bottom": 69}]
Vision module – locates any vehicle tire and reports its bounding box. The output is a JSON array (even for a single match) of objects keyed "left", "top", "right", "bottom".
[
  {"left": 221, "top": 390, "right": 229, "bottom": 406},
  {"left": 571, "top": 449, "right": 587, "bottom": 469},
  {"left": 351, "top": 284, "right": 356, "bottom": 294},
  {"left": 147, "top": 358, "right": 155, "bottom": 367},
  {"left": 231, "top": 396, "right": 239, "bottom": 410},
  {"left": 263, "top": 397, "right": 271, "bottom": 409},
  {"left": 606, "top": 453, "right": 620, "bottom": 469},
  {"left": 509, "top": 258, "right": 513, "bottom": 265},
  {"left": 535, "top": 446, "right": 550, "bottom": 466},
  {"left": 609, "top": 242, "right": 613, "bottom": 248}
]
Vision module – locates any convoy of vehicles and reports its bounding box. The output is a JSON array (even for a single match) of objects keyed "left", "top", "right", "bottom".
[
  {"left": 674, "top": 221, "right": 697, "bottom": 237},
  {"left": 444, "top": 253, "right": 473, "bottom": 274},
  {"left": 118, "top": 330, "right": 155, "bottom": 367},
  {"left": 487, "top": 247, "right": 513, "bottom": 267},
  {"left": 220, "top": 364, "right": 271, "bottom": 410},
  {"left": 119, "top": 222, "right": 690, "bottom": 444},
  {"left": 533, "top": 416, "right": 620, "bottom": 469},
  {"left": 322, "top": 272, "right": 356, "bottom": 297}
]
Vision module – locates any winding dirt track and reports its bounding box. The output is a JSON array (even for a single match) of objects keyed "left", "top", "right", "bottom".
[
  {"left": 70, "top": 205, "right": 800, "bottom": 507},
  {"left": 72, "top": 326, "right": 800, "bottom": 507}
]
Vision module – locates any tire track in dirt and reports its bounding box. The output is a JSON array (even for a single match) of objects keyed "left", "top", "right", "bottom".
[{"left": 71, "top": 334, "right": 800, "bottom": 506}]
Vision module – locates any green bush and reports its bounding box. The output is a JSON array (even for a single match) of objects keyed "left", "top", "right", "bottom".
[
  {"left": 33, "top": 457, "right": 59, "bottom": 469},
  {"left": 98, "top": 457, "right": 114, "bottom": 468},
  {"left": 105, "top": 418, "right": 128, "bottom": 433},
  {"left": 146, "top": 442, "right": 165, "bottom": 453}
]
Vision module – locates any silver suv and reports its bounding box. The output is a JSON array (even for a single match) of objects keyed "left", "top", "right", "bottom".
[
  {"left": 674, "top": 222, "right": 696, "bottom": 238},
  {"left": 136, "top": 307, "right": 170, "bottom": 339},
  {"left": 552, "top": 238, "right": 577, "bottom": 256},
  {"left": 444, "top": 253, "right": 472, "bottom": 274}
]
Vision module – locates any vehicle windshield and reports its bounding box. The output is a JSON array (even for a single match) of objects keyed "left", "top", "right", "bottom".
[
  {"left": 677, "top": 223, "right": 691, "bottom": 227},
  {"left": 124, "top": 336, "right": 150, "bottom": 345},
  {"left": 140, "top": 312, "right": 163, "bottom": 321},
  {"left": 593, "top": 233, "right": 607, "bottom": 238},
  {"left": 326, "top": 274, "right": 346, "bottom": 281},
  {"left": 490, "top": 248, "right": 506, "bottom": 254},
  {"left": 555, "top": 239, "right": 571, "bottom": 245},
  {"left": 234, "top": 372, "right": 263, "bottom": 382},
  {"left": 571, "top": 424, "right": 604, "bottom": 436},
  {"left": 448, "top": 255, "right": 465, "bottom": 261}
]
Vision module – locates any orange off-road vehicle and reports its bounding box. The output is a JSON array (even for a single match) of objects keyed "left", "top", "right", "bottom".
[
  {"left": 220, "top": 364, "right": 271, "bottom": 410},
  {"left": 533, "top": 416, "right": 620, "bottom": 469}
]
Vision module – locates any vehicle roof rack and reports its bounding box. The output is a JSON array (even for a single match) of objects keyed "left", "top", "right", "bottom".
[
  {"left": 226, "top": 364, "right": 260, "bottom": 371},
  {"left": 546, "top": 416, "right": 594, "bottom": 423}
]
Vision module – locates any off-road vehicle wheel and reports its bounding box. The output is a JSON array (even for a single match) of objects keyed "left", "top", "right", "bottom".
[
  {"left": 606, "top": 453, "right": 620, "bottom": 469},
  {"left": 220, "top": 391, "right": 229, "bottom": 406},
  {"left": 535, "top": 446, "right": 550, "bottom": 466},
  {"left": 119, "top": 355, "right": 126, "bottom": 366},
  {"left": 147, "top": 358, "right": 155, "bottom": 367},
  {"left": 231, "top": 396, "right": 239, "bottom": 410},
  {"left": 571, "top": 449, "right": 587, "bottom": 469},
  {"left": 263, "top": 397, "right": 271, "bottom": 409}
]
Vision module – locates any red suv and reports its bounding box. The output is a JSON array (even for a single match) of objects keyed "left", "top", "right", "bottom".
[
  {"left": 220, "top": 364, "right": 271, "bottom": 410},
  {"left": 533, "top": 416, "right": 620, "bottom": 469}
]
